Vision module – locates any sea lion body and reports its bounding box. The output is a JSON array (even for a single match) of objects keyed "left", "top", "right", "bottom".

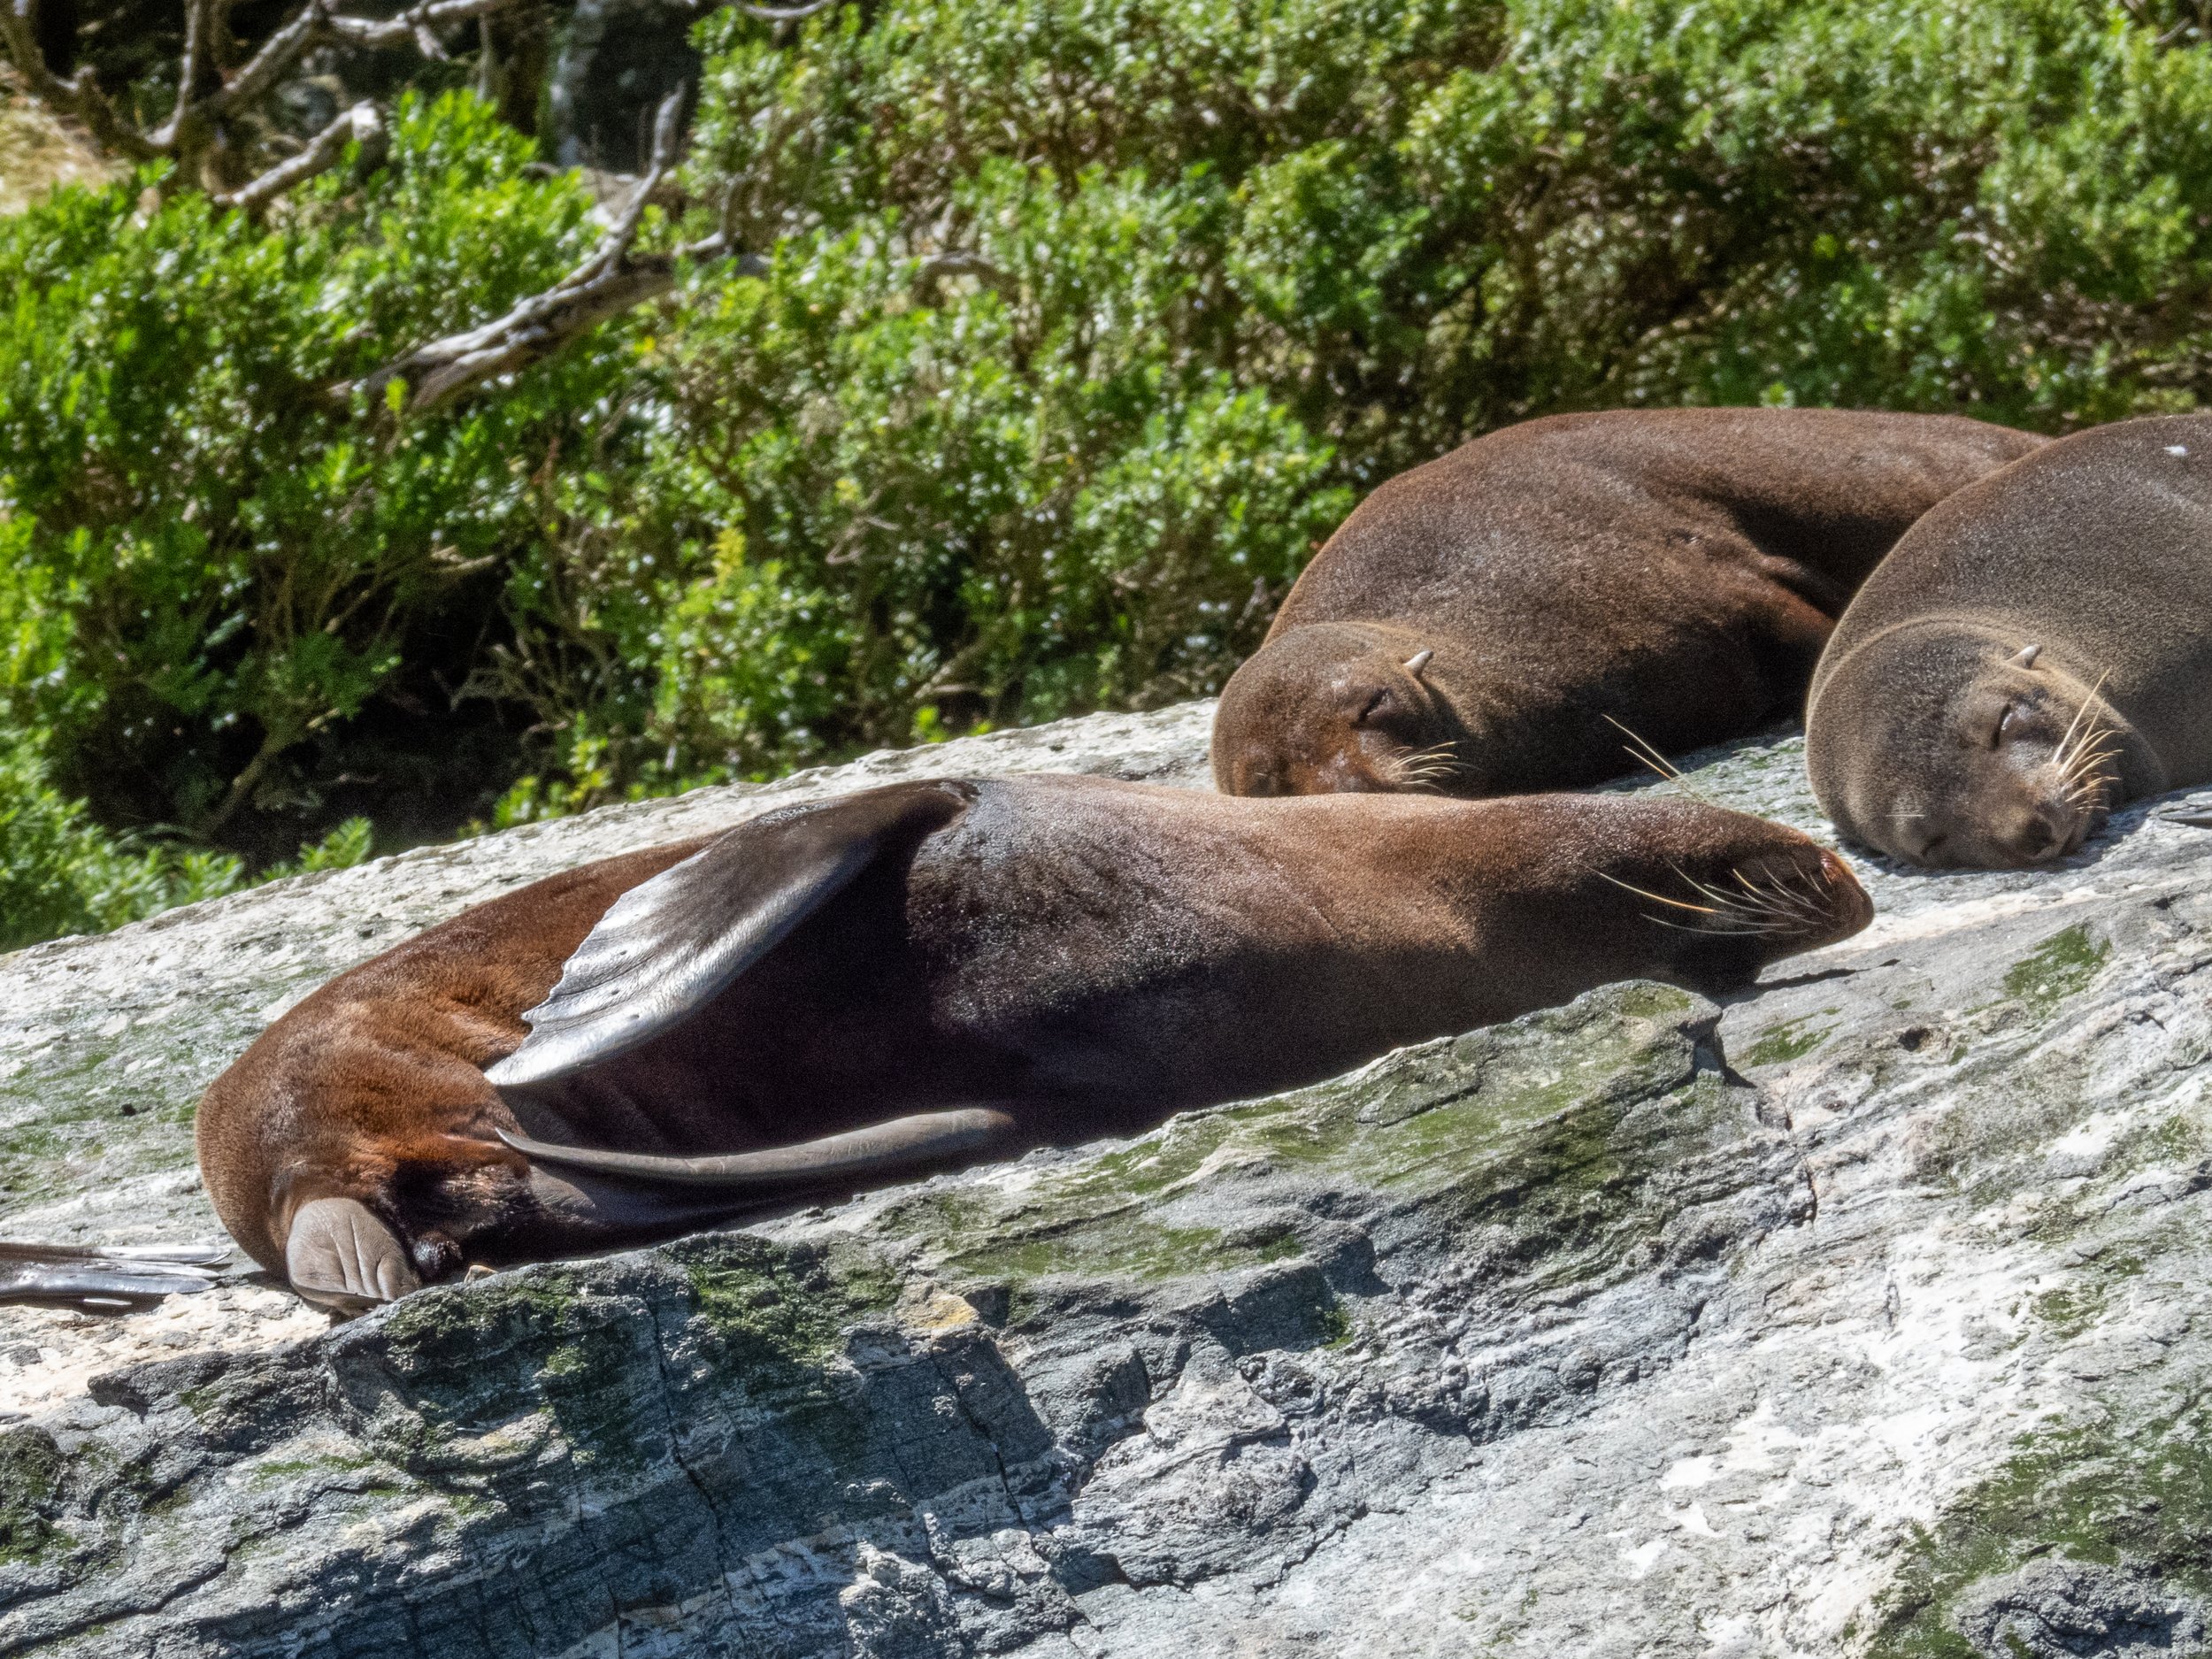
[
  {"left": 196, "top": 774, "right": 1871, "bottom": 1309},
  {"left": 1806, "top": 414, "right": 2212, "bottom": 867},
  {"left": 1212, "top": 408, "right": 2046, "bottom": 797}
]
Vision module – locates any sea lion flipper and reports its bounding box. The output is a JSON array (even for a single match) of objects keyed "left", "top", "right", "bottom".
[
  {"left": 496, "top": 1106, "right": 1017, "bottom": 1191},
  {"left": 0, "top": 1239, "right": 227, "bottom": 1309},
  {"left": 487, "top": 780, "right": 974, "bottom": 1089}
]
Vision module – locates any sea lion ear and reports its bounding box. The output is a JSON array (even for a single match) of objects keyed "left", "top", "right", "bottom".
[
  {"left": 1402, "top": 649, "right": 1433, "bottom": 679},
  {"left": 486, "top": 780, "right": 974, "bottom": 1089},
  {"left": 2010, "top": 644, "right": 2042, "bottom": 669}
]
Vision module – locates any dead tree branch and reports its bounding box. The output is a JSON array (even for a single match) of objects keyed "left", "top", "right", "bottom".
[
  {"left": 336, "top": 91, "right": 770, "bottom": 417},
  {"left": 216, "top": 100, "right": 385, "bottom": 211},
  {"left": 0, "top": 0, "right": 158, "bottom": 159},
  {"left": 2, "top": 0, "right": 526, "bottom": 190}
]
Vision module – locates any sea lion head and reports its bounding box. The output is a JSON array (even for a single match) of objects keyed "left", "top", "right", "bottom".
[
  {"left": 1808, "top": 621, "right": 2128, "bottom": 869},
  {"left": 1214, "top": 623, "right": 1463, "bottom": 795},
  {"left": 197, "top": 1056, "right": 529, "bottom": 1312},
  {"left": 197, "top": 1012, "right": 741, "bottom": 1314}
]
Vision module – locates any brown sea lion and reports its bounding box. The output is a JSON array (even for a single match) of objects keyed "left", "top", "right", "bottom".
[
  {"left": 1806, "top": 413, "right": 2212, "bottom": 869},
  {"left": 1212, "top": 408, "right": 2045, "bottom": 798},
  {"left": 195, "top": 775, "right": 1872, "bottom": 1311}
]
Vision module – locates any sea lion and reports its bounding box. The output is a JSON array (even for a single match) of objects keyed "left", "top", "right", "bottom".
[
  {"left": 1806, "top": 413, "right": 2212, "bottom": 868},
  {"left": 196, "top": 775, "right": 1873, "bottom": 1310},
  {"left": 1212, "top": 408, "right": 2045, "bottom": 798}
]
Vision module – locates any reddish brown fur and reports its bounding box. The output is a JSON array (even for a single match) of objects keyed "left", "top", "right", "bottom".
[
  {"left": 1213, "top": 408, "right": 2045, "bottom": 799},
  {"left": 196, "top": 840, "right": 708, "bottom": 1277}
]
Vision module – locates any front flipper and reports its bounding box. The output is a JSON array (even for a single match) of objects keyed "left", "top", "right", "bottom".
[
  {"left": 487, "top": 780, "right": 974, "bottom": 1090},
  {"left": 498, "top": 1106, "right": 1017, "bottom": 1190},
  {"left": 0, "top": 1239, "right": 228, "bottom": 1311}
]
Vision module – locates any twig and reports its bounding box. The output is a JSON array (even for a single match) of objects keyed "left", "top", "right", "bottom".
[
  {"left": 215, "top": 101, "right": 385, "bottom": 212},
  {"left": 337, "top": 91, "right": 772, "bottom": 415},
  {"left": 320, "top": 0, "right": 524, "bottom": 56}
]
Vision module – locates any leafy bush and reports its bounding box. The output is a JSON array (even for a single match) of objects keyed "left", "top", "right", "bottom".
[
  {"left": 501, "top": 0, "right": 2212, "bottom": 800},
  {"left": 0, "top": 90, "right": 632, "bottom": 863},
  {"left": 14, "top": 0, "right": 2212, "bottom": 945}
]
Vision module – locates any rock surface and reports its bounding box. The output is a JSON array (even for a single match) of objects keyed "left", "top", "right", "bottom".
[{"left": 4, "top": 701, "right": 2212, "bottom": 1658}]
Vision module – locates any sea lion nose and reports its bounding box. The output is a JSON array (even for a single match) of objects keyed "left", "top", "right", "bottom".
[
  {"left": 1816, "top": 849, "right": 1875, "bottom": 936},
  {"left": 2003, "top": 810, "right": 2066, "bottom": 864}
]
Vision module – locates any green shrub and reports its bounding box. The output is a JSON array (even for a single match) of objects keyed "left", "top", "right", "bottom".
[
  {"left": 0, "top": 89, "right": 634, "bottom": 870},
  {"left": 15, "top": 0, "right": 2212, "bottom": 946},
  {"left": 495, "top": 0, "right": 2212, "bottom": 801}
]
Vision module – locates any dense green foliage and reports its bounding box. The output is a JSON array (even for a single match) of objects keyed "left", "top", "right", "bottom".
[{"left": 10, "top": 0, "right": 2212, "bottom": 945}]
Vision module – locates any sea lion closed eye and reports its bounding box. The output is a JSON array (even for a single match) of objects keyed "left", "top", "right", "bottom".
[
  {"left": 196, "top": 776, "right": 1872, "bottom": 1307},
  {"left": 1807, "top": 414, "right": 2212, "bottom": 868},
  {"left": 1212, "top": 407, "right": 2044, "bottom": 799}
]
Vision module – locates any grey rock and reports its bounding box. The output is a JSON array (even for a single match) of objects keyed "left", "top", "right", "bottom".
[
  {"left": 1950, "top": 1557, "right": 2208, "bottom": 1657},
  {"left": 4, "top": 702, "right": 2212, "bottom": 1658}
]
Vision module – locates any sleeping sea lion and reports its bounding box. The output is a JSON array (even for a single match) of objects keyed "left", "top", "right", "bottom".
[
  {"left": 1212, "top": 408, "right": 2045, "bottom": 798},
  {"left": 1806, "top": 413, "right": 2212, "bottom": 868},
  {"left": 196, "top": 774, "right": 1872, "bottom": 1312}
]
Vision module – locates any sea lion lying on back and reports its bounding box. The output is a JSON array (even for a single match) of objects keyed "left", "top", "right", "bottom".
[
  {"left": 1807, "top": 414, "right": 2212, "bottom": 868},
  {"left": 196, "top": 775, "right": 1871, "bottom": 1310},
  {"left": 1212, "top": 408, "right": 2044, "bottom": 798}
]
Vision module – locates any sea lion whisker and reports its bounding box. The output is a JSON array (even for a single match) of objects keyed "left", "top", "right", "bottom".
[
  {"left": 1684, "top": 866, "right": 1801, "bottom": 921},
  {"left": 1379, "top": 740, "right": 1464, "bottom": 793},
  {"left": 2060, "top": 741, "right": 2121, "bottom": 807},
  {"left": 2056, "top": 725, "right": 2114, "bottom": 781},
  {"left": 1602, "top": 714, "right": 1716, "bottom": 802},
  {"left": 1593, "top": 869, "right": 1729, "bottom": 916},
  {"left": 2052, "top": 669, "right": 2114, "bottom": 769},
  {"left": 2063, "top": 743, "right": 2120, "bottom": 789},
  {"left": 1647, "top": 914, "right": 1784, "bottom": 936},
  {"left": 1602, "top": 714, "right": 1684, "bottom": 781},
  {"left": 2063, "top": 735, "right": 2119, "bottom": 779}
]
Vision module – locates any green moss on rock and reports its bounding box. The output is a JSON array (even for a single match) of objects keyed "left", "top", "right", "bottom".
[
  {"left": 2001, "top": 925, "right": 2110, "bottom": 1022},
  {"left": 1867, "top": 1396, "right": 2212, "bottom": 1657},
  {"left": 885, "top": 983, "right": 1737, "bottom": 1302},
  {"left": 0, "top": 1425, "right": 68, "bottom": 1567}
]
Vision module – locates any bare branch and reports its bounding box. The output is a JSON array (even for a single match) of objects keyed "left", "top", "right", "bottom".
[
  {"left": 186, "top": 0, "right": 328, "bottom": 127},
  {"left": 175, "top": 0, "right": 219, "bottom": 132},
  {"left": 12, "top": 0, "right": 531, "bottom": 189},
  {"left": 319, "top": 0, "right": 521, "bottom": 53},
  {"left": 326, "top": 88, "right": 785, "bottom": 417},
  {"left": 349, "top": 232, "right": 769, "bottom": 414},
  {"left": 215, "top": 100, "right": 385, "bottom": 212},
  {"left": 0, "top": 0, "right": 159, "bottom": 160},
  {"left": 580, "top": 89, "right": 683, "bottom": 282}
]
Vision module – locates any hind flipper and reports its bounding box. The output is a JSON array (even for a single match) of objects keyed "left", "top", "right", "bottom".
[
  {"left": 0, "top": 1240, "right": 227, "bottom": 1310},
  {"left": 487, "top": 780, "right": 974, "bottom": 1089}
]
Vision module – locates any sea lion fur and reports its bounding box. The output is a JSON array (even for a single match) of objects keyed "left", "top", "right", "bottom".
[
  {"left": 1213, "top": 408, "right": 2046, "bottom": 798},
  {"left": 197, "top": 774, "right": 1872, "bottom": 1310},
  {"left": 1806, "top": 414, "right": 2212, "bottom": 867}
]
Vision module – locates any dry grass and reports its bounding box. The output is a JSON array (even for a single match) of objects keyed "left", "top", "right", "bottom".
[{"left": 0, "top": 73, "right": 116, "bottom": 215}]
